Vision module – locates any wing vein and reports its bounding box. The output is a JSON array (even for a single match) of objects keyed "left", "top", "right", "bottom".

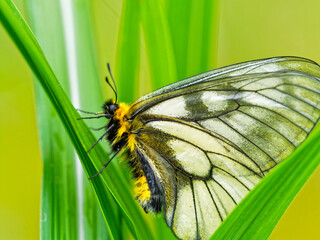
[
  {"left": 171, "top": 174, "right": 179, "bottom": 228},
  {"left": 238, "top": 104, "right": 310, "bottom": 133},
  {"left": 141, "top": 116, "right": 246, "bottom": 154},
  {"left": 256, "top": 92, "right": 316, "bottom": 122},
  {"left": 195, "top": 121, "right": 265, "bottom": 175},
  {"left": 212, "top": 179, "right": 238, "bottom": 205},
  {"left": 206, "top": 151, "right": 262, "bottom": 177},
  {"left": 212, "top": 166, "right": 251, "bottom": 191},
  {"left": 204, "top": 181, "right": 223, "bottom": 221},
  {"left": 191, "top": 180, "right": 199, "bottom": 239},
  {"left": 237, "top": 109, "right": 296, "bottom": 147},
  {"left": 217, "top": 117, "right": 277, "bottom": 166},
  {"left": 182, "top": 104, "right": 240, "bottom": 122},
  {"left": 277, "top": 83, "right": 320, "bottom": 95},
  {"left": 264, "top": 87, "right": 320, "bottom": 110},
  {"left": 137, "top": 137, "right": 201, "bottom": 179}
]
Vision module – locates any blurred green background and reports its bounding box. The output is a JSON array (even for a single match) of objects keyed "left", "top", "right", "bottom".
[{"left": 1, "top": 0, "right": 320, "bottom": 239}]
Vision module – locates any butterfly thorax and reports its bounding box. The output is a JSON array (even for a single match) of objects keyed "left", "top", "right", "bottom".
[
  {"left": 104, "top": 100, "right": 161, "bottom": 212},
  {"left": 104, "top": 101, "right": 130, "bottom": 148}
]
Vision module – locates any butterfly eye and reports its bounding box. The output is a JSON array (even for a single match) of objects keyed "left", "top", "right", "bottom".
[{"left": 109, "top": 104, "right": 117, "bottom": 113}]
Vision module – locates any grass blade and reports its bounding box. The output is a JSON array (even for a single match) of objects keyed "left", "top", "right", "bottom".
[
  {"left": 166, "top": 0, "right": 191, "bottom": 80},
  {"left": 185, "top": 1, "right": 217, "bottom": 76},
  {"left": 25, "top": 0, "right": 78, "bottom": 239},
  {"left": 71, "top": 0, "right": 118, "bottom": 238},
  {"left": 115, "top": 0, "right": 140, "bottom": 103},
  {"left": 167, "top": 0, "right": 220, "bottom": 79},
  {"left": 141, "top": 1, "right": 177, "bottom": 89}
]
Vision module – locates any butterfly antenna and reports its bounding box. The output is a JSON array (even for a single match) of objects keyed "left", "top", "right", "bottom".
[{"left": 106, "top": 62, "right": 118, "bottom": 103}]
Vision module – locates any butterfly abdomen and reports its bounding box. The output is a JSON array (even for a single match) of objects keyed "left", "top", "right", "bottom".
[{"left": 135, "top": 149, "right": 163, "bottom": 212}]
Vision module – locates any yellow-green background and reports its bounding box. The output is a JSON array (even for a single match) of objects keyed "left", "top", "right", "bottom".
[{"left": 1, "top": 0, "right": 320, "bottom": 239}]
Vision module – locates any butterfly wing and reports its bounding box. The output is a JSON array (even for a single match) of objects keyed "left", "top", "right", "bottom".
[{"left": 129, "top": 57, "right": 320, "bottom": 239}]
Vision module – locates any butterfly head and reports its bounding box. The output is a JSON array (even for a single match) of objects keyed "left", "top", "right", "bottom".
[{"left": 103, "top": 100, "right": 119, "bottom": 117}]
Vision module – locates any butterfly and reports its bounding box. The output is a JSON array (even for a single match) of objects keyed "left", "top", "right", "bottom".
[{"left": 81, "top": 56, "right": 320, "bottom": 240}]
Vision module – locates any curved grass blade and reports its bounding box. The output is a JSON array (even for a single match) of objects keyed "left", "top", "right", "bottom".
[
  {"left": 25, "top": 0, "right": 78, "bottom": 239},
  {"left": 115, "top": 0, "right": 140, "bottom": 103},
  {"left": 71, "top": 0, "right": 120, "bottom": 238},
  {"left": 167, "top": 0, "right": 220, "bottom": 79},
  {"left": 185, "top": 1, "right": 217, "bottom": 76},
  {"left": 166, "top": 0, "right": 191, "bottom": 80},
  {"left": 0, "top": 1, "right": 154, "bottom": 239},
  {"left": 140, "top": 1, "right": 177, "bottom": 89}
]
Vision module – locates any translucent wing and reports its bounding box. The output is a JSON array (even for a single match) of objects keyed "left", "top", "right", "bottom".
[{"left": 130, "top": 57, "right": 320, "bottom": 240}]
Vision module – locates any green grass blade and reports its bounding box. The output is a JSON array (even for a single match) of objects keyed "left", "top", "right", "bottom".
[
  {"left": 185, "top": 1, "right": 216, "bottom": 76},
  {"left": 71, "top": 0, "right": 118, "bottom": 238},
  {"left": 0, "top": 1, "right": 153, "bottom": 239},
  {"left": 166, "top": 0, "right": 191, "bottom": 80},
  {"left": 167, "top": 0, "right": 219, "bottom": 79},
  {"left": 141, "top": 1, "right": 177, "bottom": 89},
  {"left": 25, "top": 0, "right": 78, "bottom": 239},
  {"left": 115, "top": 0, "right": 140, "bottom": 103},
  {"left": 211, "top": 125, "right": 320, "bottom": 239}
]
